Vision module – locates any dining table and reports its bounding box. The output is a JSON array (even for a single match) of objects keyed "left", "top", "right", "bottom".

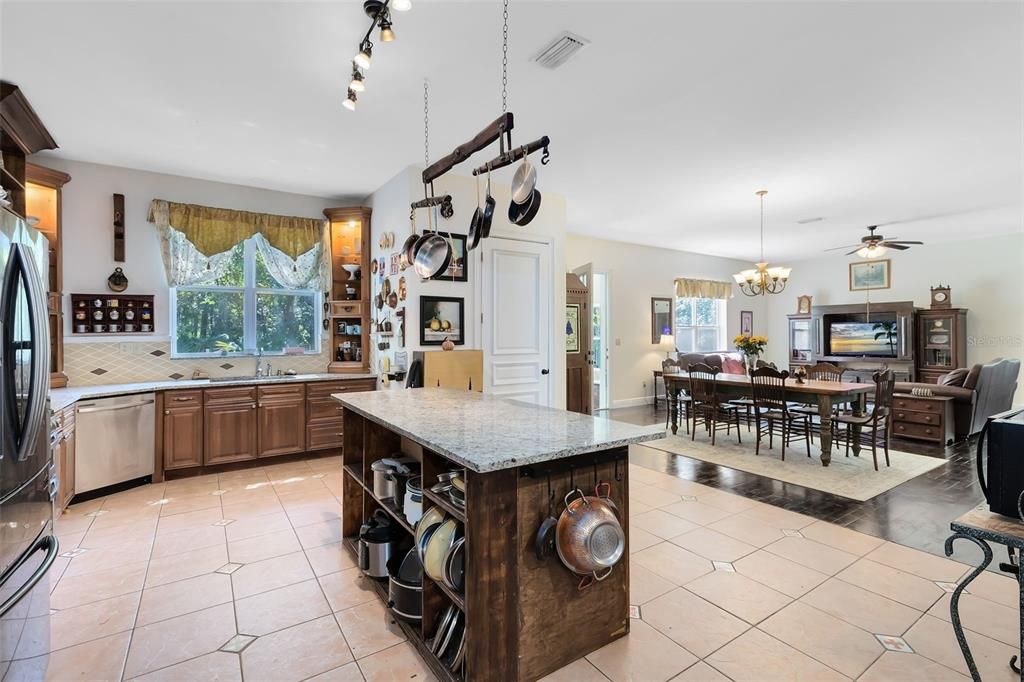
[{"left": 663, "top": 371, "right": 876, "bottom": 466}]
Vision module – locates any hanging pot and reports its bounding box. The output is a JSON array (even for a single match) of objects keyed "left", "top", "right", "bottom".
[
  {"left": 509, "top": 188, "right": 542, "bottom": 227},
  {"left": 511, "top": 148, "right": 537, "bottom": 204},
  {"left": 468, "top": 173, "right": 483, "bottom": 251},
  {"left": 107, "top": 267, "right": 128, "bottom": 292},
  {"left": 400, "top": 233, "right": 419, "bottom": 270},
  {"left": 412, "top": 233, "right": 452, "bottom": 280}
]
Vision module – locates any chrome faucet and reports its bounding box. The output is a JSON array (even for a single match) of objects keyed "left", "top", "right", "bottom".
[{"left": 254, "top": 348, "right": 263, "bottom": 378}]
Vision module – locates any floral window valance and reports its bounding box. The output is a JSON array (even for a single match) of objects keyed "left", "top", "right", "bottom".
[
  {"left": 148, "top": 199, "right": 328, "bottom": 289},
  {"left": 674, "top": 278, "right": 733, "bottom": 299}
]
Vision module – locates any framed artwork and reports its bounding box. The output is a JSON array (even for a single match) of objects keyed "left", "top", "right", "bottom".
[
  {"left": 420, "top": 296, "right": 465, "bottom": 345},
  {"left": 651, "top": 297, "right": 673, "bottom": 343},
  {"left": 430, "top": 233, "right": 468, "bottom": 282},
  {"left": 849, "top": 259, "right": 891, "bottom": 291},
  {"left": 797, "top": 295, "right": 812, "bottom": 315},
  {"left": 740, "top": 310, "right": 753, "bottom": 336},
  {"left": 566, "top": 304, "right": 581, "bottom": 353}
]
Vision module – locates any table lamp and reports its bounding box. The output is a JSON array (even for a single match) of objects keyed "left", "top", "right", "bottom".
[{"left": 659, "top": 334, "right": 675, "bottom": 359}]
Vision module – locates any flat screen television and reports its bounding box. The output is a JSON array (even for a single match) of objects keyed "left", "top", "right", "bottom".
[{"left": 826, "top": 320, "right": 899, "bottom": 357}]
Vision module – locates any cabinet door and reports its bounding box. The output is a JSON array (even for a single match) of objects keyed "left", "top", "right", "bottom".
[
  {"left": 257, "top": 397, "right": 306, "bottom": 458},
  {"left": 163, "top": 406, "right": 204, "bottom": 470},
  {"left": 204, "top": 403, "right": 257, "bottom": 465},
  {"left": 62, "top": 428, "right": 75, "bottom": 508}
]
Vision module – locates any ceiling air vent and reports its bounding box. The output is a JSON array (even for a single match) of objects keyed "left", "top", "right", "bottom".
[{"left": 532, "top": 31, "right": 590, "bottom": 70}]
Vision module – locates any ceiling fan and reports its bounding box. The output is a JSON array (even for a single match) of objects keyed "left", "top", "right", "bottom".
[{"left": 826, "top": 225, "right": 924, "bottom": 258}]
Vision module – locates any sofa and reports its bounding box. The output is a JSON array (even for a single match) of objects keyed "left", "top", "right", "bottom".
[
  {"left": 895, "top": 358, "right": 1021, "bottom": 440},
  {"left": 676, "top": 351, "right": 746, "bottom": 375}
]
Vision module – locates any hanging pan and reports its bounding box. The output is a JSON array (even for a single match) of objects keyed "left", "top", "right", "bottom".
[
  {"left": 509, "top": 188, "right": 542, "bottom": 227},
  {"left": 399, "top": 211, "right": 419, "bottom": 271},
  {"left": 467, "top": 173, "right": 483, "bottom": 251},
  {"left": 479, "top": 164, "right": 496, "bottom": 239},
  {"left": 412, "top": 205, "right": 452, "bottom": 279},
  {"left": 511, "top": 147, "right": 536, "bottom": 204}
]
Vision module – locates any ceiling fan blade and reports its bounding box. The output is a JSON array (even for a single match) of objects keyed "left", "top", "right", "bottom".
[
  {"left": 884, "top": 243, "right": 910, "bottom": 250},
  {"left": 825, "top": 244, "right": 861, "bottom": 252},
  {"left": 845, "top": 248, "right": 862, "bottom": 256},
  {"left": 882, "top": 240, "right": 924, "bottom": 246}
]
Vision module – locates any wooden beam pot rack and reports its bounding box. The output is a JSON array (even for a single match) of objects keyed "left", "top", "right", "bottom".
[
  {"left": 471, "top": 135, "right": 550, "bottom": 176},
  {"left": 421, "top": 113, "right": 514, "bottom": 184}
]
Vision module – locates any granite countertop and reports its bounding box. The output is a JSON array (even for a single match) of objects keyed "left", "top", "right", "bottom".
[
  {"left": 333, "top": 388, "right": 664, "bottom": 473},
  {"left": 51, "top": 373, "right": 377, "bottom": 411}
]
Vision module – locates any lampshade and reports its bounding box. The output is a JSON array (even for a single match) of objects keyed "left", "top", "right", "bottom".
[
  {"left": 660, "top": 334, "right": 675, "bottom": 348},
  {"left": 857, "top": 244, "right": 887, "bottom": 258},
  {"left": 354, "top": 45, "right": 372, "bottom": 70}
]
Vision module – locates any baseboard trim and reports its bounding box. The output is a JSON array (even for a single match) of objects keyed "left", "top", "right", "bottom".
[{"left": 612, "top": 396, "right": 654, "bottom": 409}]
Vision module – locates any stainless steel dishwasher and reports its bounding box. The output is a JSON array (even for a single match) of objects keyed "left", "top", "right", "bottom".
[{"left": 75, "top": 393, "right": 156, "bottom": 494}]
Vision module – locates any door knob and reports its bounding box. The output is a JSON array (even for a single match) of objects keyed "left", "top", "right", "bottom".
[{"left": 541, "top": 369, "right": 550, "bottom": 375}]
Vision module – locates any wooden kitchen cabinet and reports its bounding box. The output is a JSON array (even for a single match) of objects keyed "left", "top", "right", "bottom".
[
  {"left": 163, "top": 405, "right": 203, "bottom": 470},
  {"left": 56, "top": 405, "right": 75, "bottom": 511},
  {"left": 204, "top": 402, "right": 258, "bottom": 465},
  {"left": 257, "top": 384, "right": 306, "bottom": 458}
]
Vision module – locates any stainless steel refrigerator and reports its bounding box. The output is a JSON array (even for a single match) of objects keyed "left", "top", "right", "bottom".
[{"left": 0, "top": 206, "right": 59, "bottom": 672}]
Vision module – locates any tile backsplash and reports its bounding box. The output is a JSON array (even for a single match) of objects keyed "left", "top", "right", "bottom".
[{"left": 64, "top": 341, "right": 331, "bottom": 386}]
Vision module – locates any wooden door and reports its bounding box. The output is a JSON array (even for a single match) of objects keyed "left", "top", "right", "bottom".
[
  {"left": 204, "top": 403, "right": 257, "bottom": 465},
  {"left": 163, "top": 405, "right": 203, "bottom": 470},
  {"left": 565, "top": 273, "right": 592, "bottom": 414},
  {"left": 258, "top": 397, "right": 306, "bottom": 457},
  {"left": 480, "top": 237, "right": 553, "bottom": 405}
]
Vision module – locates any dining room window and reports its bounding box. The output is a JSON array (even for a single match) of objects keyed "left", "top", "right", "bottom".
[
  {"left": 674, "top": 297, "right": 726, "bottom": 352},
  {"left": 170, "top": 238, "right": 320, "bottom": 357}
]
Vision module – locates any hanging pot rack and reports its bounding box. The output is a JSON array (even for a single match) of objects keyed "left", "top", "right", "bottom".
[{"left": 471, "top": 135, "right": 549, "bottom": 176}]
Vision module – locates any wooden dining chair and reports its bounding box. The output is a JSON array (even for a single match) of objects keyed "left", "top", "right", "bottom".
[
  {"left": 749, "top": 366, "right": 811, "bottom": 460},
  {"left": 687, "top": 363, "right": 742, "bottom": 445},
  {"left": 663, "top": 358, "right": 690, "bottom": 433},
  {"left": 791, "top": 363, "right": 844, "bottom": 444},
  {"left": 833, "top": 370, "right": 896, "bottom": 471}
]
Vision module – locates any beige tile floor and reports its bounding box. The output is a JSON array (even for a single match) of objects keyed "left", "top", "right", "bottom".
[{"left": 18, "top": 454, "right": 1020, "bottom": 681}]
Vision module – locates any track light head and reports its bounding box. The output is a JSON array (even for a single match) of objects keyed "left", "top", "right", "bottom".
[
  {"left": 392, "top": 0, "right": 412, "bottom": 11},
  {"left": 379, "top": 18, "right": 395, "bottom": 42},
  {"left": 354, "top": 42, "right": 372, "bottom": 70},
  {"left": 349, "top": 69, "right": 365, "bottom": 92},
  {"left": 344, "top": 89, "right": 357, "bottom": 111}
]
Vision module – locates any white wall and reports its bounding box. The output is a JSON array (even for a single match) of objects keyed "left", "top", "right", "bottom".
[
  {"left": 367, "top": 166, "right": 569, "bottom": 407},
  {"left": 566, "top": 235, "right": 768, "bottom": 407},
  {"left": 33, "top": 156, "right": 338, "bottom": 340},
  {"left": 762, "top": 232, "right": 1024, "bottom": 390}
]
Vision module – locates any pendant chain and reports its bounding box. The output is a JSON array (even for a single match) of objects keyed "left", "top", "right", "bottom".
[
  {"left": 501, "top": 0, "right": 509, "bottom": 112},
  {"left": 423, "top": 78, "right": 429, "bottom": 168}
]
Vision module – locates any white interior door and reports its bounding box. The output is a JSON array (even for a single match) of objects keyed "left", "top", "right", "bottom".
[{"left": 481, "top": 237, "right": 552, "bottom": 405}]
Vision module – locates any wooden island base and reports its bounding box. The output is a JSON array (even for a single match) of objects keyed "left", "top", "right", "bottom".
[{"left": 341, "top": 408, "right": 631, "bottom": 682}]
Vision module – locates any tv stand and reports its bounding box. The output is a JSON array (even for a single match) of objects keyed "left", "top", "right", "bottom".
[{"left": 801, "top": 301, "right": 918, "bottom": 382}]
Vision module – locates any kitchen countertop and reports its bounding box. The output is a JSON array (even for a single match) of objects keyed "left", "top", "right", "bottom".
[
  {"left": 51, "top": 373, "right": 377, "bottom": 411},
  {"left": 332, "top": 388, "right": 664, "bottom": 473}
]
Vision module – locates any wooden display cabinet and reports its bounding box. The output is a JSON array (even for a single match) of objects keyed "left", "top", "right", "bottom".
[
  {"left": 787, "top": 313, "right": 813, "bottom": 373},
  {"left": 915, "top": 308, "right": 968, "bottom": 384},
  {"left": 324, "top": 207, "right": 371, "bottom": 374}
]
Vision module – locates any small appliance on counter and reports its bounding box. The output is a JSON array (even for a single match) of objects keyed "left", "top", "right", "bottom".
[
  {"left": 977, "top": 408, "right": 1024, "bottom": 518},
  {"left": 358, "top": 510, "right": 403, "bottom": 579}
]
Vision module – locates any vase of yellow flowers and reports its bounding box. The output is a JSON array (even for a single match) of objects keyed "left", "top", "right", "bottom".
[{"left": 734, "top": 334, "right": 768, "bottom": 374}]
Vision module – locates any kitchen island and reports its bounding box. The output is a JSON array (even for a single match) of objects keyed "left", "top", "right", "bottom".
[{"left": 333, "top": 388, "right": 663, "bottom": 682}]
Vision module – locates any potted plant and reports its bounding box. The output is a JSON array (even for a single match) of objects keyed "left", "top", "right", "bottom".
[{"left": 734, "top": 334, "right": 768, "bottom": 374}]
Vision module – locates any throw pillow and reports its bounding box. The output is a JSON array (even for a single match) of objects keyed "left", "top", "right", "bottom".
[{"left": 721, "top": 356, "right": 745, "bottom": 375}]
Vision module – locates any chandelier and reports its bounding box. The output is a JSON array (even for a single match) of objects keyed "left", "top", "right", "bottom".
[{"left": 733, "top": 190, "right": 791, "bottom": 296}]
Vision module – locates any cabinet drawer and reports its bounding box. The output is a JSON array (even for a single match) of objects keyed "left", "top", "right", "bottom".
[
  {"left": 307, "top": 395, "right": 345, "bottom": 422},
  {"left": 893, "top": 421, "right": 942, "bottom": 441},
  {"left": 894, "top": 410, "right": 942, "bottom": 426},
  {"left": 330, "top": 301, "right": 363, "bottom": 318},
  {"left": 893, "top": 396, "right": 940, "bottom": 412},
  {"left": 165, "top": 389, "right": 203, "bottom": 406},
  {"left": 258, "top": 383, "right": 306, "bottom": 401},
  {"left": 306, "top": 380, "right": 375, "bottom": 397},
  {"left": 204, "top": 386, "right": 257, "bottom": 405},
  {"left": 307, "top": 421, "right": 344, "bottom": 451}
]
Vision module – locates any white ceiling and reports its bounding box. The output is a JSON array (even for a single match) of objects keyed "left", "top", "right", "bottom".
[{"left": 2, "top": 0, "right": 1021, "bottom": 261}]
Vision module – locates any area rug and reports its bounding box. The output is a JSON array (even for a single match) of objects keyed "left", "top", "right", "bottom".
[{"left": 638, "top": 431, "right": 946, "bottom": 501}]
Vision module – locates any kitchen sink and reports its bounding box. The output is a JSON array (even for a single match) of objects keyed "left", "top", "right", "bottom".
[{"left": 208, "top": 374, "right": 299, "bottom": 383}]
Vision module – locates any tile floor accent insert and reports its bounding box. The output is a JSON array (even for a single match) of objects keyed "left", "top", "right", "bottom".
[{"left": 39, "top": 454, "right": 1014, "bottom": 682}]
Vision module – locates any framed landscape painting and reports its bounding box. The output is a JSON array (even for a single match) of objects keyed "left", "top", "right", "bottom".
[{"left": 849, "top": 259, "right": 891, "bottom": 291}]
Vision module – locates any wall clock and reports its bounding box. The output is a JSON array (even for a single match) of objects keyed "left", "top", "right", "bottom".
[
  {"left": 796, "top": 295, "right": 812, "bottom": 315},
  {"left": 930, "top": 285, "right": 951, "bottom": 309}
]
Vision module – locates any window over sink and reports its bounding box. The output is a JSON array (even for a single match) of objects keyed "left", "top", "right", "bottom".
[
  {"left": 171, "top": 238, "right": 321, "bottom": 357},
  {"left": 674, "top": 297, "right": 726, "bottom": 352}
]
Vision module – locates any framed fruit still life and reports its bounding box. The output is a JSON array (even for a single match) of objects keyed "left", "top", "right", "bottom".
[{"left": 420, "top": 296, "right": 465, "bottom": 346}]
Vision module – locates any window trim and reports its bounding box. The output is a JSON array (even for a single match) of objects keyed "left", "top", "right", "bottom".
[
  {"left": 673, "top": 296, "right": 727, "bottom": 353},
  {"left": 170, "top": 239, "right": 321, "bottom": 358}
]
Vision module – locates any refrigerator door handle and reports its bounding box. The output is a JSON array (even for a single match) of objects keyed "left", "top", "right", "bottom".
[
  {"left": 0, "top": 534, "right": 59, "bottom": 619},
  {"left": 2, "top": 244, "right": 51, "bottom": 462}
]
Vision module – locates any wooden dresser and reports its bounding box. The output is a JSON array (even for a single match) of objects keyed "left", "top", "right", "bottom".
[{"left": 891, "top": 393, "right": 955, "bottom": 445}]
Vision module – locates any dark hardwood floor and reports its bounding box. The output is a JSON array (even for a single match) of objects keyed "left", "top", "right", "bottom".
[{"left": 604, "top": 404, "right": 987, "bottom": 564}]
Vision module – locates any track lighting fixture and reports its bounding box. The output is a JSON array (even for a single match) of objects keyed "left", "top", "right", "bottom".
[
  {"left": 344, "top": 89, "right": 357, "bottom": 111},
  {"left": 349, "top": 69, "right": 365, "bottom": 92},
  {"left": 379, "top": 16, "right": 395, "bottom": 42}
]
